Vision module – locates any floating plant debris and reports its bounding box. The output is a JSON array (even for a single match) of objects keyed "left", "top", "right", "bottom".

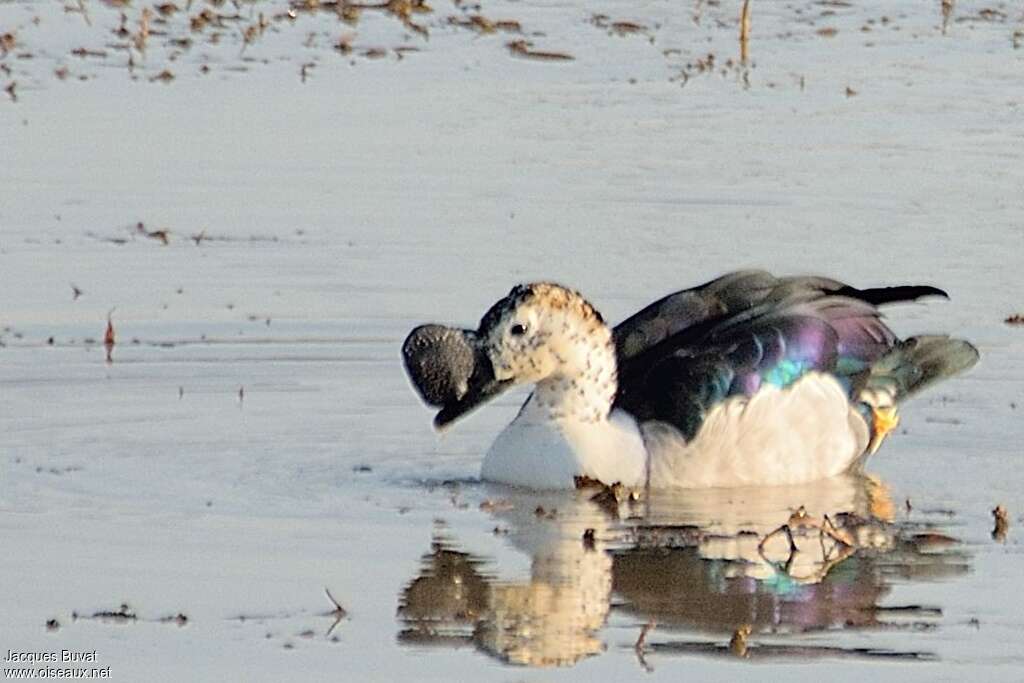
[{"left": 506, "top": 40, "right": 573, "bottom": 61}]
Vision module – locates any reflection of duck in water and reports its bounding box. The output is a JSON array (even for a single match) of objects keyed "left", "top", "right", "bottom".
[
  {"left": 404, "top": 271, "right": 978, "bottom": 489},
  {"left": 399, "top": 492, "right": 614, "bottom": 667},
  {"left": 397, "top": 474, "right": 969, "bottom": 667}
]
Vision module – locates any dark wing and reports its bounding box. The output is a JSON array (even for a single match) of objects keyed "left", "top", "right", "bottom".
[
  {"left": 613, "top": 270, "right": 781, "bottom": 361},
  {"left": 612, "top": 274, "right": 947, "bottom": 440},
  {"left": 612, "top": 270, "right": 945, "bottom": 363}
]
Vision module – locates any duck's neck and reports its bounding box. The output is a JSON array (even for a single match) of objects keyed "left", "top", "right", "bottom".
[{"left": 522, "top": 323, "right": 618, "bottom": 424}]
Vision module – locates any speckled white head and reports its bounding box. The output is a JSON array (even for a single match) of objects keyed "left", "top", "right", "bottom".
[{"left": 477, "top": 283, "right": 618, "bottom": 422}]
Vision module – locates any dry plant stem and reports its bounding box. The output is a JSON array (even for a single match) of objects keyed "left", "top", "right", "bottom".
[
  {"left": 324, "top": 587, "right": 346, "bottom": 614},
  {"left": 507, "top": 40, "right": 573, "bottom": 61},
  {"left": 324, "top": 587, "right": 348, "bottom": 637},
  {"left": 635, "top": 618, "right": 655, "bottom": 650},
  {"left": 77, "top": 0, "right": 92, "bottom": 26},
  {"left": 634, "top": 619, "right": 655, "bottom": 673},
  {"left": 758, "top": 524, "right": 798, "bottom": 574},
  {"left": 759, "top": 509, "right": 857, "bottom": 580},
  {"left": 104, "top": 309, "right": 116, "bottom": 364},
  {"left": 739, "top": 0, "right": 751, "bottom": 64},
  {"left": 819, "top": 544, "right": 856, "bottom": 576},
  {"left": 992, "top": 505, "right": 1009, "bottom": 542},
  {"left": 819, "top": 514, "right": 855, "bottom": 549},
  {"left": 729, "top": 625, "right": 751, "bottom": 658},
  {"left": 134, "top": 8, "right": 151, "bottom": 53},
  {"left": 759, "top": 523, "right": 798, "bottom": 555}
]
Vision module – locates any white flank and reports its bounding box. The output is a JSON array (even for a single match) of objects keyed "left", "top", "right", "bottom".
[{"left": 644, "top": 373, "right": 870, "bottom": 488}]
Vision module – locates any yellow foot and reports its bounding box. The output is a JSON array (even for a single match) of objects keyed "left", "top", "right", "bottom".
[{"left": 868, "top": 405, "right": 900, "bottom": 455}]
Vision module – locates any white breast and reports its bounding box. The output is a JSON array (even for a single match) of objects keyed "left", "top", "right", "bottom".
[
  {"left": 481, "top": 405, "right": 647, "bottom": 490},
  {"left": 643, "top": 372, "right": 870, "bottom": 488}
]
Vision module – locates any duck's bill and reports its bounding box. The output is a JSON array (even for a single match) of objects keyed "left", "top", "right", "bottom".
[
  {"left": 402, "top": 322, "right": 511, "bottom": 428},
  {"left": 433, "top": 374, "right": 513, "bottom": 429}
]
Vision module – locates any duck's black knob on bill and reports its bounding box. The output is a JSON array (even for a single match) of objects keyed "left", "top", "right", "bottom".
[{"left": 402, "top": 324, "right": 479, "bottom": 408}]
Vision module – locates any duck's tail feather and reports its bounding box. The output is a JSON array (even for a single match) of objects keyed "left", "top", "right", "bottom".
[
  {"left": 834, "top": 284, "right": 948, "bottom": 306},
  {"left": 858, "top": 335, "right": 979, "bottom": 406}
]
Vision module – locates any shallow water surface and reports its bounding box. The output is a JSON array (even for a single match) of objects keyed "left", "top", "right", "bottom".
[{"left": 2, "top": 0, "right": 1023, "bottom": 680}]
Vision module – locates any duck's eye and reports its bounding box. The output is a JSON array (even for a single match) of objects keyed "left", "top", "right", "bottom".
[{"left": 510, "top": 323, "right": 527, "bottom": 337}]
